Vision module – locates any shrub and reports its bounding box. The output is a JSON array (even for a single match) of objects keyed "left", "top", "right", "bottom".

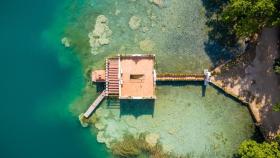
[
  {"left": 221, "top": 0, "right": 280, "bottom": 38},
  {"left": 273, "top": 58, "right": 280, "bottom": 74},
  {"left": 238, "top": 140, "right": 280, "bottom": 158},
  {"left": 272, "top": 103, "right": 280, "bottom": 112}
]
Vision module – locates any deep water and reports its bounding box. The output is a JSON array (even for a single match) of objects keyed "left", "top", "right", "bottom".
[{"left": 0, "top": 0, "right": 110, "bottom": 158}]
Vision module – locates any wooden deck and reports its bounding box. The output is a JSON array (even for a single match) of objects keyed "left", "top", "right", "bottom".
[
  {"left": 156, "top": 73, "right": 205, "bottom": 81},
  {"left": 83, "top": 90, "right": 106, "bottom": 118}
]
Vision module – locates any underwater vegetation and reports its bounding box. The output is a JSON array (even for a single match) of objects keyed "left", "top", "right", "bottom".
[{"left": 111, "top": 134, "right": 188, "bottom": 158}]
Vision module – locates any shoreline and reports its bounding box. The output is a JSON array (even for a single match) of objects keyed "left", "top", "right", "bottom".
[{"left": 210, "top": 27, "right": 280, "bottom": 140}]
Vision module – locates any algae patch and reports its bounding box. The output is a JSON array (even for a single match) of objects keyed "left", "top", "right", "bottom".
[
  {"left": 139, "top": 39, "right": 155, "bottom": 52},
  {"left": 129, "top": 16, "right": 141, "bottom": 30},
  {"left": 111, "top": 134, "right": 175, "bottom": 158},
  {"left": 88, "top": 15, "right": 112, "bottom": 55}
]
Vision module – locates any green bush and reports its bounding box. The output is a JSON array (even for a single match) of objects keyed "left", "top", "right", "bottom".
[
  {"left": 272, "top": 103, "right": 280, "bottom": 112},
  {"left": 221, "top": 0, "right": 280, "bottom": 38},
  {"left": 273, "top": 58, "right": 280, "bottom": 74},
  {"left": 238, "top": 140, "right": 280, "bottom": 158}
]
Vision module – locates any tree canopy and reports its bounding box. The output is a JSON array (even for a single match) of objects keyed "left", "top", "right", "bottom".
[
  {"left": 273, "top": 58, "right": 280, "bottom": 74},
  {"left": 222, "top": 0, "right": 280, "bottom": 38},
  {"left": 238, "top": 140, "right": 280, "bottom": 158}
]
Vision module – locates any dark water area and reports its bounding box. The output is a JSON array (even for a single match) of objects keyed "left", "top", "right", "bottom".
[{"left": 0, "top": 0, "right": 109, "bottom": 157}]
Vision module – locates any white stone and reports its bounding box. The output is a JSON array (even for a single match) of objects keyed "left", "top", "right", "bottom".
[
  {"left": 115, "top": 9, "right": 121, "bottom": 16},
  {"left": 61, "top": 37, "right": 71, "bottom": 48},
  {"left": 145, "top": 133, "right": 160, "bottom": 147}
]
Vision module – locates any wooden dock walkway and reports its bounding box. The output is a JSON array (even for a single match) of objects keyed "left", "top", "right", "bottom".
[
  {"left": 156, "top": 73, "right": 205, "bottom": 81},
  {"left": 83, "top": 90, "right": 106, "bottom": 118}
]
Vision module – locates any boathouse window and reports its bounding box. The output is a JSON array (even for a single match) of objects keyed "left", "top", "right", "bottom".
[{"left": 130, "top": 74, "right": 144, "bottom": 80}]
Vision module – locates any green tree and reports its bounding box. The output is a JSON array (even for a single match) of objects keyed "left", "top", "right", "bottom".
[
  {"left": 238, "top": 140, "right": 280, "bottom": 158},
  {"left": 222, "top": 0, "right": 279, "bottom": 38}
]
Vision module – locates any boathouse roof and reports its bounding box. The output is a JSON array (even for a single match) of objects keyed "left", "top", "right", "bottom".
[
  {"left": 119, "top": 54, "right": 156, "bottom": 99},
  {"left": 105, "top": 54, "right": 156, "bottom": 99}
]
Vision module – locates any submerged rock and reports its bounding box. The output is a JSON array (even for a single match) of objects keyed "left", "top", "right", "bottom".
[
  {"left": 95, "top": 121, "right": 106, "bottom": 130},
  {"left": 97, "top": 131, "right": 106, "bottom": 143},
  {"left": 168, "top": 128, "right": 177, "bottom": 135},
  {"left": 88, "top": 15, "right": 112, "bottom": 54},
  {"left": 139, "top": 39, "right": 155, "bottom": 52},
  {"left": 95, "top": 107, "right": 110, "bottom": 118},
  {"left": 79, "top": 113, "right": 89, "bottom": 127},
  {"left": 142, "top": 26, "right": 149, "bottom": 33},
  {"left": 129, "top": 16, "right": 141, "bottom": 30},
  {"left": 61, "top": 37, "right": 71, "bottom": 48},
  {"left": 162, "top": 144, "right": 173, "bottom": 153},
  {"left": 145, "top": 133, "right": 160, "bottom": 147},
  {"left": 115, "top": 9, "right": 121, "bottom": 16}
]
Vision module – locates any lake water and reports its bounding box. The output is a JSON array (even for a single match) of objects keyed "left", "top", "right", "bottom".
[
  {"left": 0, "top": 0, "right": 110, "bottom": 157},
  {"left": 0, "top": 0, "right": 254, "bottom": 157}
]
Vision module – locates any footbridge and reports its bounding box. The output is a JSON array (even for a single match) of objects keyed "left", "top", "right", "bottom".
[
  {"left": 83, "top": 90, "right": 106, "bottom": 118},
  {"left": 156, "top": 70, "right": 211, "bottom": 85},
  {"left": 156, "top": 73, "right": 205, "bottom": 81}
]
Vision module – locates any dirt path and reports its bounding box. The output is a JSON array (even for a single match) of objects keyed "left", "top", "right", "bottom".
[{"left": 211, "top": 28, "right": 280, "bottom": 139}]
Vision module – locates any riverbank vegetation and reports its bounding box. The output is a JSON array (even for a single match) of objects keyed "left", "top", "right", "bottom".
[
  {"left": 238, "top": 139, "right": 280, "bottom": 157},
  {"left": 214, "top": 1, "right": 280, "bottom": 157},
  {"left": 221, "top": 0, "right": 280, "bottom": 38},
  {"left": 273, "top": 58, "right": 280, "bottom": 74},
  {"left": 273, "top": 103, "right": 280, "bottom": 112}
]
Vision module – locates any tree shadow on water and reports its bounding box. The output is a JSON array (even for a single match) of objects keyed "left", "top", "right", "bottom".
[
  {"left": 201, "top": 0, "right": 241, "bottom": 66},
  {"left": 120, "top": 100, "right": 155, "bottom": 118}
]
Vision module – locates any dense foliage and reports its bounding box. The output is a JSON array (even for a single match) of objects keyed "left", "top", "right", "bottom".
[
  {"left": 238, "top": 140, "right": 280, "bottom": 158},
  {"left": 273, "top": 103, "right": 280, "bottom": 112},
  {"left": 222, "top": 0, "right": 280, "bottom": 37},
  {"left": 273, "top": 58, "right": 280, "bottom": 74}
]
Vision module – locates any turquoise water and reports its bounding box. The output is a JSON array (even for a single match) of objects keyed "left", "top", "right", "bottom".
[
  {"left": 0, "top": 0, "right": 255, "bottom": 157},
  {"left": 93, "top": 83, "right": 254, "bottom": 157},
  {"left": 0, "top": 0, "right": 109, "bottom": 157}
]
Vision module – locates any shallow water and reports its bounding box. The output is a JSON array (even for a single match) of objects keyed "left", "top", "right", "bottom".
[
  {"left": 93, "top": 82, "right": 254, "bottom": 157},
  {"left": 62, "top": 0, "right": 234, "bottom": 72}
]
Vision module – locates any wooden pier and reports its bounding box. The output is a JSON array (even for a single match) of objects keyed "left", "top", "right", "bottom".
[
  {"left": 83, "top": 90, "right": 106, "bottom": 118},
  {"left": 156, "top": 73, "right": 205, "bottom": 81}
]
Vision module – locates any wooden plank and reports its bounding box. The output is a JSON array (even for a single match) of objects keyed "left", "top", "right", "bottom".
[{"left": 83, "top": 90, "right": 106, "bottom": 118}]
